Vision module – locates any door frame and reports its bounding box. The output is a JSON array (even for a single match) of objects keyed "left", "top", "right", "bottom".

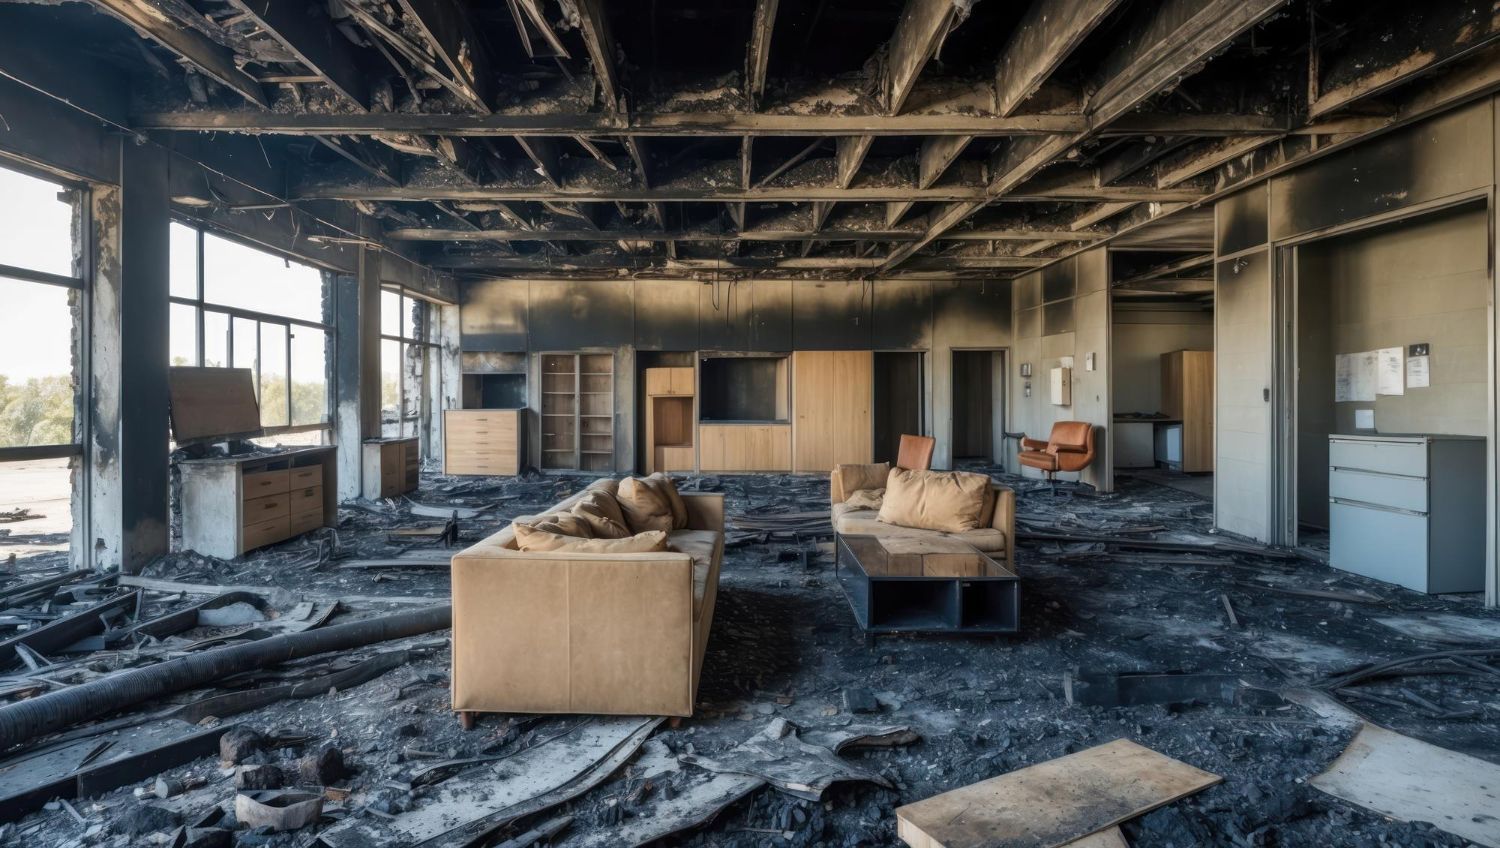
[{"left": 949, "top": 347, "right": 1009, "bottom": 468}]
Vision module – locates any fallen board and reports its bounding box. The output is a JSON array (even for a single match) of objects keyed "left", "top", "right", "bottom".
[
  {"left": 895, "top": 738, "right": 1220, "bottom": 848},
  {"left": 1065, "top": 828, "right": 1128, "bottom": 848},
  {"left": 1309, "top": 723, "right": 1500, "bottom": 848}
]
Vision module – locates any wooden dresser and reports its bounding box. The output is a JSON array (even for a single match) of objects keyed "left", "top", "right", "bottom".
[
  {"left": 362, "top": 437, "right": 420, "bottom": 499},
  {"left": 443, "top": 409, "right": 524, "bottom": 475},
  {"left": 178, "top": 446, "right": 337, "bottom": 559},
  {"left": 1160, "top": 350, "right": 1214, "bottom": 473}
]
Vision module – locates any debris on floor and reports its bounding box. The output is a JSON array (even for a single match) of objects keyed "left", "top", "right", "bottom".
[{"left": 0, "top": 465, "right": 1496, "bottom": 847}]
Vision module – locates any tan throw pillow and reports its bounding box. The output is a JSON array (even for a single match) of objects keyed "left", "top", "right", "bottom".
[
  {"left": 531, "top": 511, "right": 593, "bottom": 538},
  {"left": 616, "top": 476, "right": 674, "bottom": 533},
  {"left": 845, "top": 488, "right": 884, "bottom": 511},
  {"left": 646, "top": 473, "right": 688, "bottom": 530},
  {"left": 838, "top": 463, "right": 891, "bottom": 499},
  {"left": 570, "top": 489, "right": 631, "bottom": 539},
  {"left": 514, "top": 525, "right": 668, "bottom": 554},
  {"left": 877, "top": 468, "right": 991, "bottom": 533}
]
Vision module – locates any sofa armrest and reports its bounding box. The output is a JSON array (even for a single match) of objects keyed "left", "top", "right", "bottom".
[
  {"left": 681, "top": 492, "right": 725, "bottom": 532},
  {"left": 989, "top": 486, "right": 1015, "bottom": 535},
  {"left": 829, "top": 468, "right": 847, "bottom": 506},
  {"left": 1020, "top": 437, "right": 1048, "bottom": 451}
]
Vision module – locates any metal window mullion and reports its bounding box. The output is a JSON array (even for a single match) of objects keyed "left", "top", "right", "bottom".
[{"left": 0, "top": 262, "right": 84, "bottom": 290}]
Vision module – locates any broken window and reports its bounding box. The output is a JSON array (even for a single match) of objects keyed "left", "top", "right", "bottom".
[
  {"left": 168, "top": 222, "right": 333, "bottom": 438},
  {"left": 0, "top": 161, "right": 84, "bottom": 569}
]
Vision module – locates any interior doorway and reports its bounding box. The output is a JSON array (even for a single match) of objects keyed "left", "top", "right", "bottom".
[
  {"left": 950, "top": 350, "right": 1005, "bottom": 465},
  {"left": 872, "top": 352, "right": 923, "bottom": 464},
  {"left": 1284, "top": 201, "right": 1491, "bottom": 572}
]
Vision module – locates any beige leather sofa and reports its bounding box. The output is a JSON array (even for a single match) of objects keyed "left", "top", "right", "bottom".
[
  {"left": 451, "top": 479, "right": 723, "bottom": 719},
  {"left": 830, "top": 464, "right": 1016, "bottom": 572}
]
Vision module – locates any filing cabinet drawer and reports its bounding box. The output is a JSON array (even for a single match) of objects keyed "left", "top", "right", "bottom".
[
  {"left": 287, "top": 507, "right": 323, "bottom": 537},
  {"left": 1329, "top": 468, "right": 1427, "bottom": 513},
  {"left": 289, "top": 485, "right": 322, "bottom": 513},
  {"left": 1329, "top": 438, "right": 1427, "bottom": 478}
]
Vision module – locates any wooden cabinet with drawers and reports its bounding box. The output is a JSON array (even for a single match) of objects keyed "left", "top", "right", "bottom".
[
  {"left": 362, "top": 437, "right": 420, "bottom": 499},
  {"left": 443, "top": 409, "right": 524, "bottom": 476},
  {"left": 178, "top": 446, "right": 337, "bottom": 559}
]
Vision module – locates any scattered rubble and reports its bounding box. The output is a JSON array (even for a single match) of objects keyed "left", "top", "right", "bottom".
[{"left": 0, "top": 466, "right": 1495, "bottom": 846}]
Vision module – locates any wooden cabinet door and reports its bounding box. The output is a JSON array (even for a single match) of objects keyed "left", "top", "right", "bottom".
[{"left": 792, "top": 350, "right": 872, "bottom": 473}]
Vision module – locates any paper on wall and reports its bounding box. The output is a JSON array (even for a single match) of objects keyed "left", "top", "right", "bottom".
[
  {"left": 1377, "top": 347, "right": 1404, "bottom": 396},
  {"left": 1350, "top": 351, "right": 1377, "bottom": 402},
  {"left": 1354, "top": 409, "right": 1375, "bottom": 429},
  {"left": 1407, "top": 355, "right": 1430, "bottom": 388},
  {"left": 1335, "top": 354, "right": 1353, "bottom": 402}
]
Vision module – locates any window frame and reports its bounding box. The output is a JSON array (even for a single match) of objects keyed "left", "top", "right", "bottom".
[
  {"left": 0, "top": 157, "right": 88, "bottom": 464},
  {"left": 169, "top": 222, "right": 334, "bottom": 438},
  {"left": 380, "top": 286, "right": 442, "bottom": 441}
]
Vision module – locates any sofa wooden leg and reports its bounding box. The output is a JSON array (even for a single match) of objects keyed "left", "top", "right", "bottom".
[{"left": 457, "top": 711, "right": 477, "bottom": 731}]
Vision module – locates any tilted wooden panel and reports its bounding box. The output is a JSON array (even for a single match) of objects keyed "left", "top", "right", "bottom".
[{"left": 792, "top": 350, "right": 873, "bottom": 473}]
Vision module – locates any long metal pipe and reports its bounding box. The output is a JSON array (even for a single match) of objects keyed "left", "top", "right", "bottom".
[{"left": 0, "top": 604, "right": 452, "bottom": 752}]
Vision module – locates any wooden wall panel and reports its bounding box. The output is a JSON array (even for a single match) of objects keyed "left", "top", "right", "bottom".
[{"left": 792, "top": 350, "right": 873, "bottom": 473}]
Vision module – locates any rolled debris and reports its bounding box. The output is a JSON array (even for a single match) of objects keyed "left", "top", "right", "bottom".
[{"left": 0, "top": 604, "right": 451, "bottom": 751}]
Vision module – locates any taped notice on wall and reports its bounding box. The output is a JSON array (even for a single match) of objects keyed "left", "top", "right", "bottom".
[
  {"left": 1406, "top": 355, "right": 1430, "bottom": 388},
  {"left": 1377, "top": 347, "right": 1403, "bottom": 396}
]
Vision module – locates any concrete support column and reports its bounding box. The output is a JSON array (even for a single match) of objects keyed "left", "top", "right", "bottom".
[
  {"left": 333, "top": 247, "right": 382, "bottom": 500},
  {"left": 88, "top": 140, "right": 170, "bottom": 573},
  {"left": 435, "top": 302, "right": 462, "bottom": 467}
]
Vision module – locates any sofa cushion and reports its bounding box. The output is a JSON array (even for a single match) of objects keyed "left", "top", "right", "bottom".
[
  {"left": 877, "top": 468, "right": 991, "bottom": 533},
  {"left": 531, "top": 511, "right": 594, "bottom": 538},
  {"left": 513, "top": 524, "right": 668, "bottom": 553},
  {"left": 571, "top": 489, "right": 632, "bottom": 539},
  {"left": 837, "top": 510, "right": 1007, "bottom": 553},
  {"left": 668, "top": 529, "right": 720, "bottom": 621},
  {"left": 617, "top": 476, "right": 675, "bottom": 533},
  {"left": 845, "top": 488, "right": 884, "bottom": 511},
  {"left": 649, "top": 473, "right": 689, "bottom": 529}
]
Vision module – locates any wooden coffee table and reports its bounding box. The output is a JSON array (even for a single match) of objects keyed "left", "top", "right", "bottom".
[{"left": 835, "top": 534, "right": 1019, "bottom": 642}]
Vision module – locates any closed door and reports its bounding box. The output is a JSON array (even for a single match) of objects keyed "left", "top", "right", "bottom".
[{"left": 793, "top": 350, "right": 873, "bottom": 473}]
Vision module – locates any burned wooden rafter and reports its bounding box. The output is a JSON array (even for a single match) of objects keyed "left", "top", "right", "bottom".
[
  {"left": 882, "top": 0, "right": 1291, "bottom": 271},
  {"left": 131, "top": 107, "right": 1285, "bottom": 137},
  {"left": 994, "top": 0, "right": 1126, "bottom": 116},
  {"left": 395, "top": 0, "right": 494, "bottom": 112},
  {"left": 744, "top": 0, "right": 779, "bottom": 108},
  {"left": 1308, "top": 0, "right": 1500, "bottom": 119},
  {"left": 83, "top": 0, "right": 268, "bottom": 107},
  {"left": 223, "top": 0, "right": 372, "bottom": 109},
  {"left": 565, "top": 0, "right": 621, "bottom": 110}
]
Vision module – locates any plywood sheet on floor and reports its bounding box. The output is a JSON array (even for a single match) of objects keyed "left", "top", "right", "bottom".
[
  {"left": 1309, "top": 724, "right": 1500, "bottom": 848},
  {"left": 895, "top": 738, "right": 1219, "bottom": 848}
]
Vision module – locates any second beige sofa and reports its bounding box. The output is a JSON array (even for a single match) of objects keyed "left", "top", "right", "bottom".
[{"left": 830, "top": 464, "right": 1016, "bottom": 572}]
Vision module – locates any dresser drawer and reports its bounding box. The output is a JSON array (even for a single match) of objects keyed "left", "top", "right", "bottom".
[
  {"left": 243, "top": 492, "right": 290, "bottom": 525},
  {"left": 287, "top": 506, "right": 323, "bottom": 537},
  {"left": 1329, "top": 468, "right": 1427, "bottom": 513},
  {"left": 243, "top": 469, "right": 290, "bottom": 500},
  {"left": 242, "top": 516, "right": 290, "bottom": 553},
  {"left": 1329, "top": 438, "right": 1427, "bottom": 478},
  {"left": 289, "top": 485, "right": 322, "bottom": 513},
  {"left": 289, "top": 466, "right": 321, "bottom": 488}
]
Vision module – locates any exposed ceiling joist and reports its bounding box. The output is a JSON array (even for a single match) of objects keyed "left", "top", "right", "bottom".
[
  {"left": 994, "top": 0, "right": 1126, "bottom": 116},
  {"left": 395, "top": 0, "right": 493, "bottom": 112},
  {"left": 83, "top": 0, "right": 268, "bottom": 107},
  {"left": 744, "top": 0, "right": 779, "bottom": 108},
  {"left": 225, "top": 0, "right": 369, "bottom": 110}
]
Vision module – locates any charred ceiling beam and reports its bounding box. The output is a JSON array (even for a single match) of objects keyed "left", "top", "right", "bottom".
[
  {"left": 132, "top": 107, "right": 1283, "bottom": 137},
  {"left": 293, "top": 166, "right": 1207, "bottom": 204},
  {"left": 882, "top": 0, "right": 1289, "bottom": 271},
  {"left": 84, "top": 0, "right": 268, "bottom": 107},
  {"left": 314, "top": 136, "right": 399, "bottom": 185},
  {"left": 395, "top": 0, "right": 494, "bottom": 112},
  {"left": 1115, "top": 252, "right": 1214, "bottom": 287},
  {"left": 994, "top": 0, "right": 1126, "bottom": 116},
  {"left": 427, "top": 253, "right": 1044, "bottom": 272},
  {"left": 1308, "top": 0, "right": 1500, "bottom": 119},
  {"left": 224, "top": 0, "right": 370, "bottom": 109},
  {"left": 1096, "top": 136, "right": 1193, "bottom": 186},
  {"left": 510, "top": 0, "right": 571, "bottom": 58},
  {"left": 567, "top": 0, "right": 621, "bottom": 110},
  {"left": 744, "top": 0, "right": 779, "bottom": 108},
  {"left": 884, "top": 0, "right": 970, "bottom": 115}
]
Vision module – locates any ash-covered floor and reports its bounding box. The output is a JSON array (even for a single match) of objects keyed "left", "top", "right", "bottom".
[{"left": 3, "top": 466, "right": 1499, "bottom": 847}]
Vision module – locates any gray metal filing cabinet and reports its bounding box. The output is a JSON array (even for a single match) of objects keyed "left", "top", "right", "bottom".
[{"left": 1328, "top": 434, "right": 1486, "bottom": 594}]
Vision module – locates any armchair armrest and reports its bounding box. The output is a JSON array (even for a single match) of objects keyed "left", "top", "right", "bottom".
[{"left": 1020, "top": 437, "right": 1048, "bottom": 451}]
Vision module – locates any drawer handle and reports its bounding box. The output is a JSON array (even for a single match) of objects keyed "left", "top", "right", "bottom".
[{"left": 264, "top": 502, "right": 277, "bottom": 510}]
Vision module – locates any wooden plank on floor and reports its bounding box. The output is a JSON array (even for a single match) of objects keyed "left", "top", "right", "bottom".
[{"left": 895, "top": 738, "right": 1220, "bottom": 848}]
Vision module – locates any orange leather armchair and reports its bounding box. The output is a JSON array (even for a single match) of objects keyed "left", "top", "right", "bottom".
[
  {"left": 1018, "top": 421, "right": 1096, "bottom": 481},
  {"left": 896, "top": 434, "right": 935, "bottom": 471}
]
